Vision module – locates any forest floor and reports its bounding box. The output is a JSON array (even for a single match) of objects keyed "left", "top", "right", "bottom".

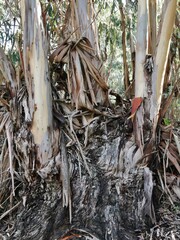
[{"left": 141, "top": 199, "right": 180, "bottom": 239}]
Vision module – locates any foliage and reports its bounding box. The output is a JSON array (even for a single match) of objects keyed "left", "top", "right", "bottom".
[
  {"left": 163, "top": 118, "right": 171, "bottom": 126},
  {"left": 0, "top": 1, "right": 20, "bottom": 49},
  {"left": 94, "top": 0, "right": 138, "bottom": 94}
]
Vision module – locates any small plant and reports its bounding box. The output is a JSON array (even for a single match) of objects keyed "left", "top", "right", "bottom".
[{"left": 163, "top": 118, "right": 171, "bottom": 126}]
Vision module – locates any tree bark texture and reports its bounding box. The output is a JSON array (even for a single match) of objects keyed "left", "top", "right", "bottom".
[
  {"left": 0, "top": 119, "right": 150, "bottom": 240},
  {"left": 21, "top": 0, "right": 53, "bottom": 165}
]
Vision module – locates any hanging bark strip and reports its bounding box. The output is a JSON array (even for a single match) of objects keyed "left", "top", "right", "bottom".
[
  {"left": 0, "top": 48, "right": 17, "bottom": 196},
  {"left": 60, "top": 130, "right": 72, "bottom": 223},
  {"left": 69, "top": 0, "right": 108, "bottom": 106},
  {"left": 0, "top": 47, "right": 16, "bottom": 97},
  {"left": 71, "top": 0, "right": 100, "bottom": 56}
]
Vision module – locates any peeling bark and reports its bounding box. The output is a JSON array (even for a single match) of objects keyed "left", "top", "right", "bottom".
[
  {"left": 21, "top": 0, "right": 53, "bottom": 164},
  {"left": 0, "top": 119, "right": 150, "bottom": 240},
  {"left": 0, "top": 47, "right": 16, "bottom": 97},
  {"left": 0, "top": 1, "right": 179, "bottom": 239}
]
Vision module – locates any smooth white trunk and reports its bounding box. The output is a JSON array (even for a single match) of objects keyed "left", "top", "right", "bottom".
[
  {"left": 150, "top": 0, "right": 177, "bottom": 128},
  {"left": 135, "top": 0, "right": 148, "bottom": 97},
  {"left": 21, "top": 0, "right": 53, "bottom": 162}
]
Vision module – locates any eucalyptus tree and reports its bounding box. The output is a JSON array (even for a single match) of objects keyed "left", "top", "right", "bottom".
[{"left": 0, "top": 0, "right": 179, "bottom": 239}]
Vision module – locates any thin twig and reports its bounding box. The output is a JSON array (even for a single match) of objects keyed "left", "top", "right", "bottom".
[{"left": 0, "top": 201, "right": 21, "bottom": 221}]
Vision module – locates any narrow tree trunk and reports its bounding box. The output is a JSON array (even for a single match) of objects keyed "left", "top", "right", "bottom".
[{"left": 119, "top": 2, "right": 130, "bottom": 94}]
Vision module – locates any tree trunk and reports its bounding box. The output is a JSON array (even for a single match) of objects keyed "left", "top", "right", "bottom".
[
  {"left": 0, "top": 1, "right": 179, "bottom": 240},
  {"left": 150, "top": 0, "right": 177, "bottom": 133},
  {"left": 0, "top": 117, "right": 149, "bottom": 240},
  {"left": 21, "top": 0, "right": 53, "bottom": 164},
  {"left": 118, "top": 1, "right": 130, "bottom": 95}
]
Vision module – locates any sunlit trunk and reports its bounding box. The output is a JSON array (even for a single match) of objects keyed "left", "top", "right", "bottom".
[
  {"left": 134, "top": 0, "right": 148, "bottom": 151},
  {"left": 150, "top": 0, "right": 177, "bottom": 135},
  {"left": 21, "top": 0, "right": 53, "bottom": 164},
  {"left": 135, "top": 0, "right": 148, "bottom": 98}
]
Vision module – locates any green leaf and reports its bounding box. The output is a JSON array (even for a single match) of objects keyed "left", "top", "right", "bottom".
[{"left": 163, "top": 118, "right": 171, "bottom": 126}]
